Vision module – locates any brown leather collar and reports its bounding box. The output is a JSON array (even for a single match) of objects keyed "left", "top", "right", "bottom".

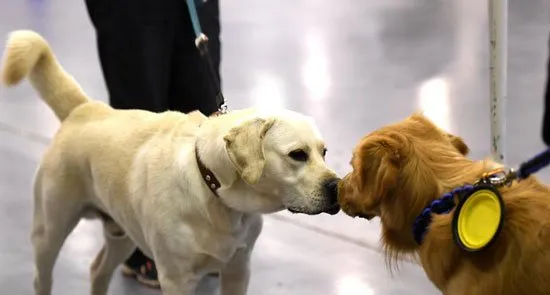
[
  {"left": 194, "top": 111, "right": 227, "bottom": 197},
  {"left": 195, "top": 146, "right": 222, "bottom": 198}
]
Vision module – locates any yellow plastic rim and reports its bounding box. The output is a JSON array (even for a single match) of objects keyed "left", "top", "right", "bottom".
[{"left": 457, "top": 189, "right": 502, "bottom": 250}]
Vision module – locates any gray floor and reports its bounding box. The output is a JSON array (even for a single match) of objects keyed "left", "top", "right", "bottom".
[{"left": 0, "top": 0, "right": 549, "bottom": 294}]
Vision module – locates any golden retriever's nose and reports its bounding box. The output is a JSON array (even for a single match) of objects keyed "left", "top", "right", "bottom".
[{"left": 323, "top": 178, "right": 341, "bottom": 215}]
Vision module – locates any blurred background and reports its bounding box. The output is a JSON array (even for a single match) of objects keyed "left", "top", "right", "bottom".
[{"left": 0, "top": 0, "right": 548, "bottom": 294}]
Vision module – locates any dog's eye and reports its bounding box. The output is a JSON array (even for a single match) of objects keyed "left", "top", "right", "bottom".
[
  {"left": 288, "top": 150, "right": 308, "bottom": 162},
  {"left": 322, "top": 148, "right": 327, "bottom": 158}
]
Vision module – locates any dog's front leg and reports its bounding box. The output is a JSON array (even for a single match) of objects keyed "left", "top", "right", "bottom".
[
  {"left": 148, "top": 225, "right": 204, "bottom": 294},
  {"left": 151, "top": 244, "right": 202, "bottom": 295},
  {"left": 220, "top": 214, "right": 263, "bottom": 295},
  {"left": 155, "top": 262, "right": 201, "bottom": 295},
  {"left": 219, "top": 247, "right": 252, "bottom": 295},
  {"left": 158, "top": 275, "right": 200, "bottom": 295}
]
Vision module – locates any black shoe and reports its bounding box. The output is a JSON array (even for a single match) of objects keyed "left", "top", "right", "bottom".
[{"left": 121, "top": 254, "right": 160, "bottom": 288}]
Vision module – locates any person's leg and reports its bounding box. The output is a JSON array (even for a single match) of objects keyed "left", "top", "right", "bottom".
[
  {"left": 84, "top": 0, "right": 176, "bottom": 111},
  {"left": 84, "top": 0, "right": 182, "bottom": 288},
  {"left": 199, "top": 0, "right": 221, "bottom": 84},
  {"left": 168, "top": 0, "right": 221, "bottom": 115},
  {"left": 165, "top": 2, "right": 223, "bottom": 279}
]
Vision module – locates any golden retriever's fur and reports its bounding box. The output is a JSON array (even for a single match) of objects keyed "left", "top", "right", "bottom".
[{"left": 338, "top": 113, "right": 550, "bottom": 295}]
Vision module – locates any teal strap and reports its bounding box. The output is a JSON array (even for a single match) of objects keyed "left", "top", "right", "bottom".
[{"left": 186, "top": 0, "right": 203, "bottom": 38}]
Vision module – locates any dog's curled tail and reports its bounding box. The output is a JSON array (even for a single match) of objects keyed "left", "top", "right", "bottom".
[{"left": 1, "top": 30, "right": 89, "bottom": 121}]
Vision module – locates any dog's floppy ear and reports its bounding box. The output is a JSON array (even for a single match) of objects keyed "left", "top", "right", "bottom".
[
  {"left": 446, "top": 133, "right": 469, "bottom": 156},
  {"left": 224, "top": 117, "right": 276, "bottom": 185},
  {"left": 353, "top": 132, "right": 405, "bottom": 211}
]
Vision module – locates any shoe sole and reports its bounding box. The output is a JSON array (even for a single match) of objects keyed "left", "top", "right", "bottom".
[{"left": 121, "top": 265, "right": 161, "bottom": 289}]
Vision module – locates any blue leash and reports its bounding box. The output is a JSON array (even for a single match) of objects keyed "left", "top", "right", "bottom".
[
  {"left": 185, "top": 0, "right": 228, "bottom": 114},
  {"left": 515, "top": 148, "right": 550, "bottom": 179}
]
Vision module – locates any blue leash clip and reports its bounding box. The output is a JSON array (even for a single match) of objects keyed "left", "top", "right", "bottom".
[{"left": 477, "top": 148, "right": 550, "bottom": 186}]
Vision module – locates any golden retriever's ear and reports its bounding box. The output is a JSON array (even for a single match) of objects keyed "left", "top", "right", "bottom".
[
  {"left": 353, "top": 133, "right": 405, "bottom": 211},
  {"left": 446, "top": 133, "right": 469, "bottom": 155},
  {"left": 410, "top": 112, "right": 470, "bottom": 156},
  {"left": 224, "top": 118, "right": 276, "bottom": 185}
]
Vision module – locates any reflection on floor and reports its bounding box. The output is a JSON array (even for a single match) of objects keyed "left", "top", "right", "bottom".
[{"left": 0, "top": 0, "right": 548, "bottom": 294}]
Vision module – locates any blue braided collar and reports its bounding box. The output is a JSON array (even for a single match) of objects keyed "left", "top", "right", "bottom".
[{"left": 412, "top": 184, "right": 475, "bottom": 245}]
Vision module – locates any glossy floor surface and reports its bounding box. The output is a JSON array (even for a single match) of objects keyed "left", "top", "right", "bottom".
[{"left": 0, "top": 0, "right": 549, "bottom": 294}]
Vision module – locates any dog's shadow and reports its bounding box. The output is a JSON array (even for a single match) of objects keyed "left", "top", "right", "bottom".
[{"left": 118, "top": 274, "right": 219, "bottom": 294}]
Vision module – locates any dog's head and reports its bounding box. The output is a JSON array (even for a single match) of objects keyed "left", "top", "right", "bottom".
[
  {"left": 338, "top": 113, "right": 471, "bottom": 251},
  {"left": 223, "top": 111, "right": 340, "bottom": 215}
]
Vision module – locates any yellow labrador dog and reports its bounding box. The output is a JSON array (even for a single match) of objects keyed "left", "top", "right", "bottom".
[{"left": 1, "top": 30, "right": 340, "bottom": 295}]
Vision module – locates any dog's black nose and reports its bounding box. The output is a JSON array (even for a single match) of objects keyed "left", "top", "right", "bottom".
[{"left": 324, "top": 178, "right": 340, "bottom": 205}]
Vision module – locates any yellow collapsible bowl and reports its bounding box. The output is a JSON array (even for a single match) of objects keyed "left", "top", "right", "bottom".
[{"left": 452, "top": 185, "right": 505, "bottom": 252}]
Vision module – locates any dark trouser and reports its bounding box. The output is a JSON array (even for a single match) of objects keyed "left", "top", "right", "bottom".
[
  {"left": 84, "top": 0, "right": 221, "bottom": 268},
  {"left": 542, "top": 34, "right": 550, "bottom": 145},
  {"left": 85, "top": 0, "right": 221, "bottom": 114}
]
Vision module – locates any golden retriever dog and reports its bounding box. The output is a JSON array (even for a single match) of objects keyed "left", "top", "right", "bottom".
[
  {"left": 1, "top": 30, "right": 340, "bottom": 295},
  {"left": 338, "top": 113, "right": 550, "bottom": 295}
]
